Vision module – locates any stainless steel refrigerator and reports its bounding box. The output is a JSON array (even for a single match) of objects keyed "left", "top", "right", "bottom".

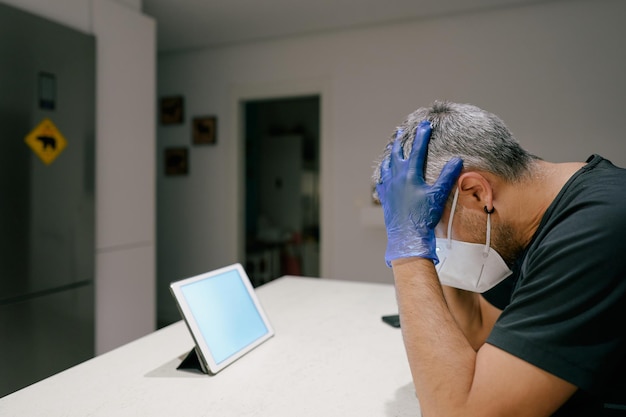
[{"left": 0, "top": 3, "right": 95, "bottom": 397}]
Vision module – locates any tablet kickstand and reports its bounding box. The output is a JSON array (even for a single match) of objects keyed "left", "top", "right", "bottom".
[{"left": 177, "top": 346, "right": 209, "bottom": 374}]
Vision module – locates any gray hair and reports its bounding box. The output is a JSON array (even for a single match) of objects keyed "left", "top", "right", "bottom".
[{"left": 373, "top": 101, "right": 538, "bottom": 197}]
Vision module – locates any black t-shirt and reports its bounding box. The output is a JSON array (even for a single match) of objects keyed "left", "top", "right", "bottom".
[{"left": 484, "top": 155, "right": 626, "bottom": 416}]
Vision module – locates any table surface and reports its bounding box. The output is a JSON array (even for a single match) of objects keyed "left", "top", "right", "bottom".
[{"left": 0, "top": 276, "right": 420, "bottom": 417}]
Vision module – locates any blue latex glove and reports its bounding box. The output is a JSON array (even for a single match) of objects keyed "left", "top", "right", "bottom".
[{"left": 376, "top": 120, "right": 463, "bottom": 266}]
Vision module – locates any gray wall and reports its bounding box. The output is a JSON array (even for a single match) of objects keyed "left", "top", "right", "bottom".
[{"left": 155, "top": 0, "right": 626, "bottom": 321}]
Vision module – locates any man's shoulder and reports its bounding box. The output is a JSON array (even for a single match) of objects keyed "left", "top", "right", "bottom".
[{"left": 558, "top": 155, "right": 626, "bottom": 209}]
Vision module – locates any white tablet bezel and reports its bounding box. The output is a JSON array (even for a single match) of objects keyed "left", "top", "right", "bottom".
[{"left": 169, "top": 263, "right": 274, "bottom": 375}]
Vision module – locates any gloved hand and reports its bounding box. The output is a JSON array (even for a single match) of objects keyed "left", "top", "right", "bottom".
[{"left": 376, "top": 120, "right": 463, "bottom": 266}]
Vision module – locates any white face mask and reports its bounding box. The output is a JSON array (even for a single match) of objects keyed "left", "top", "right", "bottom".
[{"left": 435, "top": 188, "right": 512, "bottom": 293}]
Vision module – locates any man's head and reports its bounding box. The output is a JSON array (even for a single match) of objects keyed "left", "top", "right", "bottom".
[
  {"left": 373, "top": 100, "right": 538, "bottom": 189},
  {"left": 373, "top": 101, "right": 540, "bottom": 266}
]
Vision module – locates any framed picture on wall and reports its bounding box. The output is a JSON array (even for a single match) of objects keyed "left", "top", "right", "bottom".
[
  {"left": 372, "top": 185, "right": 381, "bottom": 205},
  {"left": 192, "top": 115, "right": 217, "bottom": 145},
  {"left": 164, "top": 147, "right": 189, "bottom": 176},
  {"left": 160, "top": 96, "right": 184, "bottom": 125}
]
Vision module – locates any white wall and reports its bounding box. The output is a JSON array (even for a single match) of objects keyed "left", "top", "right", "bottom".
[
  {"left": 157, "top": 0, "right": 626, "bottom": 320},
  {"left": 4, "top": 0, "right": 156, "bottom": 354}
]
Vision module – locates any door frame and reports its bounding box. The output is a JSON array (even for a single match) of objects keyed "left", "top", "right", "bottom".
[{"left": 230, "top": 78, "right": 333, "bottom": 278}]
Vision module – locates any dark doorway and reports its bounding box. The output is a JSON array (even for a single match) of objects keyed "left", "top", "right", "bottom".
[{"left": 244, "top": 96, "right": 320, "bottom": 286}]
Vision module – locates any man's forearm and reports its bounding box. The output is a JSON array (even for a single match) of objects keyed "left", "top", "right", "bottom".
[
  {"left": 441, "top": 287, "right": 496, "bottom": 350},
  {"left": 392, "top": 257, "right": 478, "bottom": 415}
]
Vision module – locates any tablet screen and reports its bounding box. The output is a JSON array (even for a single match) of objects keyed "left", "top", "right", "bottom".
[
  {"left": 179, "top": 268, "right": 269, "bottom": 364},
  {"left": 170, "top": 263, "right": 274, "bottom": 374}
]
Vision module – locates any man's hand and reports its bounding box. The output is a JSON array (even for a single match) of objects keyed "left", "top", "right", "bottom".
[{"left": 376, "top": 120, "right": 463, "bottom": 266}]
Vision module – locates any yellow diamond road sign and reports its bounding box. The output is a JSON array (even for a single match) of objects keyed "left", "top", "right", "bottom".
[{"left": 24, "top": 118, "right": 68, "bottom": 165}]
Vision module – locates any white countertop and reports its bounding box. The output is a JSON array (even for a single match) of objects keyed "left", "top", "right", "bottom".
[{"left": 0, "top": 276, "right": 419, "bottom": 416}]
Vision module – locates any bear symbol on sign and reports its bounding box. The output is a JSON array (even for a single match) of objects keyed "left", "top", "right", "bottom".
[{"left": 37, "top": 135, "right": 56, "bottom": 150}]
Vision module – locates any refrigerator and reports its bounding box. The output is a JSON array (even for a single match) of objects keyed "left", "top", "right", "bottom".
[{"left": 0, "top": 3, "right": 95, "bottom": 397}]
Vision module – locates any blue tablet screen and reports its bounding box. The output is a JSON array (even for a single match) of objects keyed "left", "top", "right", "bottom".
[{"left": 180, "top": 269, "right": 269, "bottom": 364}]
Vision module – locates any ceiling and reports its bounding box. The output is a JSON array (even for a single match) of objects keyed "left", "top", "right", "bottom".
[{"left": 142, "top": 0, "right": 559, "bottom": 53}]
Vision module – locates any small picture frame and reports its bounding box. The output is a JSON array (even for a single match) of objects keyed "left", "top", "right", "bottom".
[
  {"left": 372, "top": 185, "right": 381, "bottom": 205},
  {"left": 164, "top": 147, "right": 189, "bottom": 176},
  {"left": 38, "top": 72, "right": 56, "bottom": 110},
  {"left": 160, "top": 96, "right": 184, "bottom": 125},
  {"left": 192, "top": 116, "right": 217, "bottom": 145}
]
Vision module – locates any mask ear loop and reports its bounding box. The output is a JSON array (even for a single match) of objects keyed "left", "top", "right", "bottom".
[
  {"left": 446, "top": 188, "right": 460, "bottom": 249},
  {"left": 483, "top": 206, "right": 495, "bottom": 257}
]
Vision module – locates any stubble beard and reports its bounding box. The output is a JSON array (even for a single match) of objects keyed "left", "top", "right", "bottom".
[{"left": 461, "top": 207, "right": 525, "bottom": 267}]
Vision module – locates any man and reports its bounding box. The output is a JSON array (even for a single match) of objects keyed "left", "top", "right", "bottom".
[{"left": 373, "top": 101, "right": 626, "bottom": 416}]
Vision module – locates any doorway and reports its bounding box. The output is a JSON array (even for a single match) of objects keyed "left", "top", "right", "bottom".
[{"left": 244, "top": 96, "right": 320, "bottom": 287}]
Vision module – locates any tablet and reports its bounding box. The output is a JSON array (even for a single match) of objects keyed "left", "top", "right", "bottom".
[{"left": 169, "top": 263, "right": 274, "bottom": 375}]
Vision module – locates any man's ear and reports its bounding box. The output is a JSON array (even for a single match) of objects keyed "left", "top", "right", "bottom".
[{"left": 457, "top": 172, "right": 494, "bottom": 212}]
